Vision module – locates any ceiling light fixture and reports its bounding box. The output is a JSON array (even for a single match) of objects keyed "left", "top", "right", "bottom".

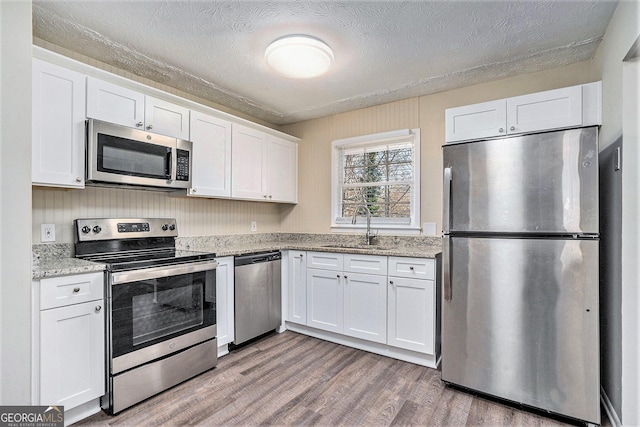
[{"left": 265, "top": 35, "right": 334, "bottom": 79}]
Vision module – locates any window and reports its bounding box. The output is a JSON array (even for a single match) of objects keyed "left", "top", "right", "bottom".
[{"left": 331, "top": 129, "right": 420, "bottom": 233}]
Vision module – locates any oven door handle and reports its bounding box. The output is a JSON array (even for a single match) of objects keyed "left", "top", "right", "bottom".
[{"left": 111, "top": 260, "right": 219, "bottom": 285}]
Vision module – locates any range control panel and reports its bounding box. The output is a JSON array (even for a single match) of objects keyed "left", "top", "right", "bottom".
[
  {"left": 75, "top": 218, "right": 178, "bottom": 242},
  {"left": 117, "top": 222, "right": 150, "bottom": 233}
]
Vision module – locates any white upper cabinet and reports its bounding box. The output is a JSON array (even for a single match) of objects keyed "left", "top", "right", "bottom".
[
  {"left": 231, "top": 124, "right": 268, "bottom": 200},
  {"left": 188, "top": 111, "right": 232, "bottom": 198},
  {"left": 266, "top": 135, "right": 298, "bottom": 203},
  {"left": 86, "top": 77, "right": 189, "bottom": 139},
  {"left": 506, "top": 85, "right": 582, "bottom": 135},
  {"left": 32, "top": 59, "right": 86, "bottom": 188},
  {"left": 445, "top": 82, "right": 602, "bottom": 143},
  {"left": 86, "top": 77, "right": 144, "bottom": 129},
  {"left": 231, "top": 124, "right": 298, "bottom": 203},
  {"left": 445, "top": 99, "right": 507, "bottom": 143},
  {"left": 144, "top": 96, "right": 190, "bottom": 140}
]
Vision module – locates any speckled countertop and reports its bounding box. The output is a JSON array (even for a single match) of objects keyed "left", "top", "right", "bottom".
[{"left": 32, "top": 233, "right": 441, "bottom": 279}]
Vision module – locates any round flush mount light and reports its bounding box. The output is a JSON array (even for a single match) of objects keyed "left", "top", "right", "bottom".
[{"left": 265, "top": 35, "right": 334, "bottom": 79}]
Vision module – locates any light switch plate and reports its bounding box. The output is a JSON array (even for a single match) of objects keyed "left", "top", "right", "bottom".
[
  {"left": 41, "top": 224, "right": 56, "bottom": 242},
  {"left": 251, "top": 221, "right": 257, "bottom": 232}
]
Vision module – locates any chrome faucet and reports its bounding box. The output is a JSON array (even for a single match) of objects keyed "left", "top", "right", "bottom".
[{"left": 352, "top": 204, "right": 376, "bottom": 245}]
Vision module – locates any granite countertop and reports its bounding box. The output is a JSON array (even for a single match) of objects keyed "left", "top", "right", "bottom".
[
  {"left": 33, "top": 257, "right": 106, "bottom": 279},
  {"left": 206, "top": 241, "right": 441, "bottom": 259},
  {"left": 32, "top": 233, "right": 442, "bottom": 279}
]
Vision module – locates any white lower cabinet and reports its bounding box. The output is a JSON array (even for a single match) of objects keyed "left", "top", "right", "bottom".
[
  {"left": 286, "top": 251, "right": 307, "bottom": 324},
  {"left": 35, "top": 272, "right": 105, "bottom": 412},
  {"left": 343, "top": 272, "right": 387, "bottom": 344},
  {"left": 306, "top": 268, "right": 343, "bottom": 334},
  {"left": 215, "top": 256, "right": 234, "bottom": 355},
  {"left": 387, "top": 256, "right": 437, "bottom": 354},
  {"left": 285, "top": 251, "right": 440, "bottom": 368}
]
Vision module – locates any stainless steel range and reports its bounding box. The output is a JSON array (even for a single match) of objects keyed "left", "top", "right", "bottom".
[{"left": 75, "top": 218, "right": 218, "bottom": 414}]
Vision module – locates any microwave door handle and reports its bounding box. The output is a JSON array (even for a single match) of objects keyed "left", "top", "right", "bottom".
[
  {"left": 166, "top": 148, "right": 173, "bottom": 181},
  {"left": 111, "top": 260, "right": 219, "bottom": 285}
]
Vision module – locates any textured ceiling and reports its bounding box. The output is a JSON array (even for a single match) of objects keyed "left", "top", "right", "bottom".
[{"left": 32, "top": 0, "right": 618, "bottom": 126}]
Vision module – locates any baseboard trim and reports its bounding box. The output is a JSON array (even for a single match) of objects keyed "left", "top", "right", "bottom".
[{"left": 601, "top": 386, "right": 622, "bottom": 427}]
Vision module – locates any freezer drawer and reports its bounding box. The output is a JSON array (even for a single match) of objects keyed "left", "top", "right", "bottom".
[
  {"left": 443, "top": 127, "right": 598, "bottom": 234},
  {"left": 441, "top": 236, "right": 600, "bottom": 423}
]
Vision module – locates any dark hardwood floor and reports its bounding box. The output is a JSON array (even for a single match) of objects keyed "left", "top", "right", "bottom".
[{"left": 77, "top": 331, "right": 605, "bottom": 426}]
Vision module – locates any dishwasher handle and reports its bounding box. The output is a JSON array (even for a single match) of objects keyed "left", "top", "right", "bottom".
[{"left": 234, "top": 251, "right": 281, "bottom": 266}]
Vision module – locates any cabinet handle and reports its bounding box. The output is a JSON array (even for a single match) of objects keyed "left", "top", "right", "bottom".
[
  {"left": 300, "top": 254, "right": 304, "bottom": 257},
  {"left": 409, "top": 266, "right": 414, "bottom": 270},
  {"left": 510, "top": 126, "right": 516, "bottom": 131},
  {"left": 136, "top": 122, "right": 143, "bottom": 127},
  {"left": 389, "top": 280, "right": 394, "bottom": 285},
  {"left": 264, "top": 195, "right": 268, "bottom": 199},
  {"left": 191, "top": 188, "right": 196, "bottom": 193},
  {"left": 75, "top": 177, "right": 82, "bottom": 183},
  {"left": 73, "top": 287, "right": 80, "bottom": 293},
  {"left": 344, "top": 275, "right": 348, "bottom": 279},
  {"left": 269, "top": 195, "right": 272, "bottom": 199},
  {"left": 95, "top": 305, "right": 102, "bottom": 313},
  {"left": 336, "top": 274, "right": 340, "bottom": 278},
  {"left": 499, "top": 128, "right": 504, "bottom": 133},
  {"left": 146, "top": 125, "right": 153, "bottom": 130}
]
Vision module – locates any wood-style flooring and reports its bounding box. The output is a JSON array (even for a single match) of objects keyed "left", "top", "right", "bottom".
[{"left": 77, "top": 331, "right": 605, "bottom": 426}]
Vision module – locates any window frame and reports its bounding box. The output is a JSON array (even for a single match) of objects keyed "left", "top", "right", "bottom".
[{"left": 331, "top": 128, "right": 421, "bottom": 234}]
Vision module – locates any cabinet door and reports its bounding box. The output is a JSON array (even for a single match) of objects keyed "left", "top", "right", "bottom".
[
  {"left": 86, "top": 77, "right": 145, "bottom": 128},
  {"left": 32, "top": 59, "right": 86, "bottom": 188},
  {"left": 144, "top": 96, "right": 190, "bottom": 139},
  {"left": 189, "top": 111, "right": 232, "bottom": 197},
  {"left": 231, "top": 124, "right": 267, "bottom": 200},
  {"left": 343, "top": 273, "right": 387, "bottom": 344},
  {"left": 266, "top": 136, "right": 298, "bottom": 203},
  {"left": 387, "top": 277, "right": 434, "bottom": 354},
  {"left": 216, "top": 257, "right": 234, "bottom": 349},
  {"left": 445, "top": 99, "right": 506, "bottom": 143},
  {"left": 306, "top": 269, "right": 343, "bottom": 334},
  {"left": 40, "top": 301, "right": 105, "bottom": 409},
  {"left": 287, "top": 251, "right": 307, "bottom": 324},
  {"left": 506, "top": 85, "right": 582, "bottom": 135}
]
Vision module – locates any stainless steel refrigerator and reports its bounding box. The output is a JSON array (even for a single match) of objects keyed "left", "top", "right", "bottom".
[{"left": 441, "top": 127, "right": 600, "bottom": 424}]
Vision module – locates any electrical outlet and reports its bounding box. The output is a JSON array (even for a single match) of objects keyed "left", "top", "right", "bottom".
[
  {"left": 251, "top": 221, "right": 257, "bottom": 232},
  {"left": 41, "top": 224, "right": 56, "bottom": 242}
]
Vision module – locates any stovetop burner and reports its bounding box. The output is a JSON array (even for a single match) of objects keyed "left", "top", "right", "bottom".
[{"left": 74, "top": 218, "right": 216, "bottom": 271}]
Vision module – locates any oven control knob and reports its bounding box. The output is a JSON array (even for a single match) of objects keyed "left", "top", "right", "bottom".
[
  {"left": 81, "top": 226, "right": 91, "bottom": 234},
  {"left": 169, "top": 224, "right": 176, "bottom": 231},
  {"left": 93, "top": 225, "right": 102, "bottom": 233},
  {"left": 162, "top": 224, "right": 169, "bottom": 231}
]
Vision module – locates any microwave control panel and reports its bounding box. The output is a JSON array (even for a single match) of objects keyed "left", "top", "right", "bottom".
[{"left": 176, "top": 149, "right": 190, "bottom": 181}]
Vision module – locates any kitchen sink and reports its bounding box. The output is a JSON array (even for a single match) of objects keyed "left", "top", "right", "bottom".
[{"left": 320, "top": 244, "right": 395, "bottom": 251}]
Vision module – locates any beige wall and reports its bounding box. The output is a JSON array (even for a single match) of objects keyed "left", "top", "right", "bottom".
[
  {"left": 33, "top": 187, "right": 287, "bottom": 244},
  {"left": 282, "top": 60, "right": 596, "bottom": 235}
]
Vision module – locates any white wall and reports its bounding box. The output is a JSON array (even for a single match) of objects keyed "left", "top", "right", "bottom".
[
  {"left": 621, "top": 58, "right": 639, "bottom": 427},
  {"left": 0, "top": 0, "right": 33, "bottom": 404},
  {"left": 592, "top": 0, "right": 640, "bottom": 424}
]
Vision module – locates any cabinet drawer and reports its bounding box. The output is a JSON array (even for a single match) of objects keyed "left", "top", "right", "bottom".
[
  {"left": 306, "top": 251, "right": 343, "bottom": 271},
  {"left": 40, "top": 272, "right": 104, "bottom": 310},
  {"left": 388, "top": 257, "right": 434, "bottom": 280},
  {"left": 344, "top": 254, "right": 387, "bottom": 275}
]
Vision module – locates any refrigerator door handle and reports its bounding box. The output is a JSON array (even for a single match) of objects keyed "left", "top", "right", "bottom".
[
  {"left": 443, "top": 234, "right": 452, "bottom": 301},
  {"left": 443, "top": 167, "right": 452, "bottom": 233}
]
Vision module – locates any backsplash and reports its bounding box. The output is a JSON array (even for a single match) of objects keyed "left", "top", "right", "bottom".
[{"left": 32, "top": 186, "right": 285, "bottom": 244}]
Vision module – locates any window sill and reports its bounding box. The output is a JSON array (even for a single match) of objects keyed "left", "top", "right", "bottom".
[{"left": 331, "top": 224, "right": 422, "bottom": 235}]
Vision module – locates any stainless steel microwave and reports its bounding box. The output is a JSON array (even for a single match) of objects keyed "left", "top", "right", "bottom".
[{"left": 86, "top": 119, "right": 192, "bottom": 190}]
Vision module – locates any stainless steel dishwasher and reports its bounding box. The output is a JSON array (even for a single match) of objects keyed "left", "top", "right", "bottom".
[{"left": 233, "top": 251, "right": 282, "bottom": 345}]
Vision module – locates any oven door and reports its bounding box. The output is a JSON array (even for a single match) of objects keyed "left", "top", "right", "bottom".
[{"left": 109, "top": 260, "right": 217, "bottom": 374}]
